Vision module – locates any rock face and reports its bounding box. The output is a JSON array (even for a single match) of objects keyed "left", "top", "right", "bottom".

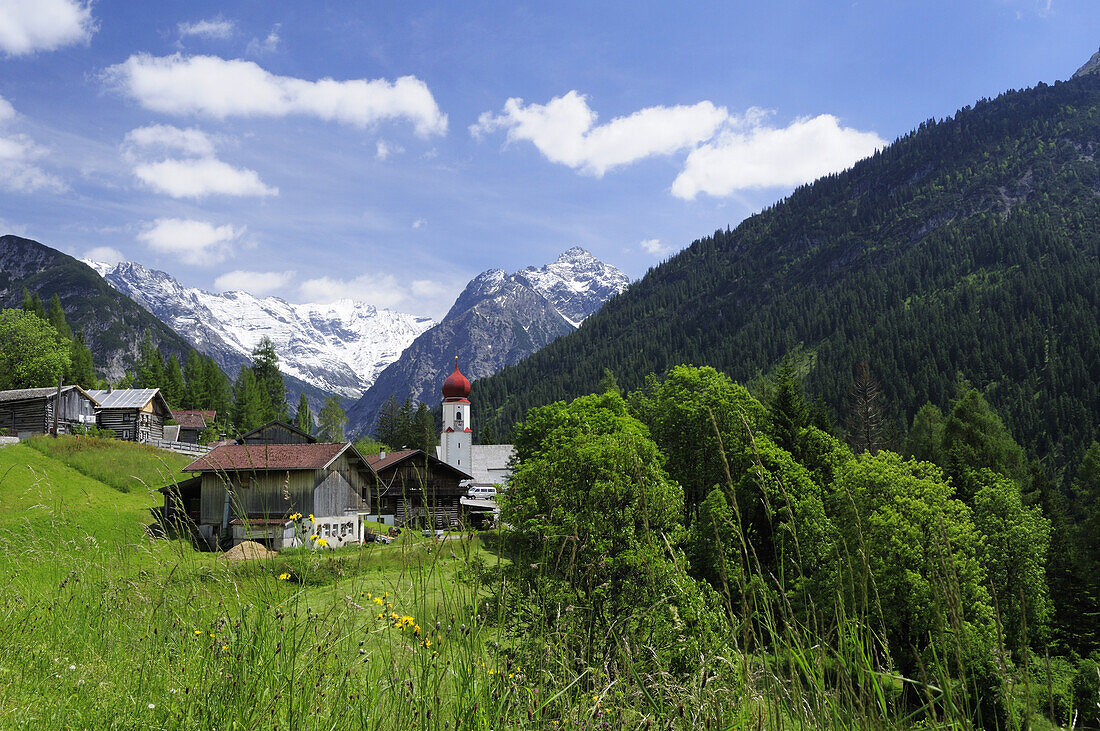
[
  {"left": 85, "top": 260, "right": 434, "bottom": 399},
  {"left": 0, "top": 235, "right": 195, "bottom": 380},
  {"left": 1074, "top": 47, "right": 1100, "bottom": 78},
  {"left": 345, "top": 247, "right": 629, "bottom": 436}
]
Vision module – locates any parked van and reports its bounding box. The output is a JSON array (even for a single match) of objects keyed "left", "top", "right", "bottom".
[{"left": 466, "top": 485, "right": 498, "bottom": 500}]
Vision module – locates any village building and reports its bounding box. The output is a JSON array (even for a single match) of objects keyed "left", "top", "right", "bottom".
[
  {"left": 239, "top": 420, "right": 316, "bottom": 445},
  {"left": 435, "top": 362, "right": 515, "bottom": 490},
  {"left": 364, "top": 448, "right": 472, "bottom": 528},
  {"left": 170, "top": 410, "right": 216, "bottom": 444},
  {"left": 87, "top": 388, "right": 171, "bottom": 443},
  {"left": 181, "top": 440, "right": 375, "bottom": 549},
  {"left": 0, "top": 385, "right": 99, "bottom": 438}
]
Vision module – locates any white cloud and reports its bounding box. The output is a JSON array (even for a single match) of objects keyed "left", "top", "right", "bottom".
[
  {"left": 84, "top": 246, "right": 124, "bottom": 265},
  {"left": 123, "top": 124, "right": 215, "bottom": 157},
  {"left": 299, "top": 272, "right": 456, "bottom": 317},
  {"left": 0, "top": 0, "right": 95, "bottom": 55},
  {"left": 215, "top": 269, "right": 294, "bottom": 295},
  {"left": 376, "top": 139, "right": 403, "bottom": 160},
  {"left": 471, "top": 91, "right": 728, "bottom": 176},
  {"left": 671, "top": 113, "right": 885, "bottom": 199},
  {"left": 0, "top": 94, "right": 65, "bottom": 193},
  {"left": 178, "top": 18, "right": 235, "bottom": 40},
  {"left": 246, "top": 25, "right": 280, "bottom": 56},
  {"left": 105, "top": 53, "right": 448, "bottom": 136},
  {"left": 136, "top": 218, "right": 242, "bottom": 266},
  {"left": 640, "top": 239, "right": 671, "bottom": 257},
  {"left": 412, "top": 218, "right": 426, "bottom": 229},
  {"left": 133, "top": 157, "right": 277, "bottom": 199}
]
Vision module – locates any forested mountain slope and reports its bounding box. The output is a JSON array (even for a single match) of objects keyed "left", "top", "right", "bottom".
[
  {"left": 472, "top": 74, "right": 1100, "bottom": 470},
  {"left": 0, "top": 235, "right": 196, "bottom": 380}
]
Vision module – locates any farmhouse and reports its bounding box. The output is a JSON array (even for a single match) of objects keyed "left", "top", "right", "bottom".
[
  {"left": 364, "top": 448, "right": 472, "bottom": 528},
  {"left": 87, "top": 388, "right": 171, "bottom": 443},
  {"left": 0, "top": 385, "right": 99, "bottom": 438},
  {"left": 170, "top": 410, "right": 216, "bottom": 444},
  {"left": 182, "top": 440, "right": 375, "bottom": 549}
]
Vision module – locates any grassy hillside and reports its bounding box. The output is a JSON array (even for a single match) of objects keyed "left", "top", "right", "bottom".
[{"left": 471, "top": 73, "right": 1100, "bottom": 473}]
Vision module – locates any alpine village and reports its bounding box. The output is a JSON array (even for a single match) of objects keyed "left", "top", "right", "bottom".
[{"left": 2, "top": 6, "right": 1100, "bottom": 729}]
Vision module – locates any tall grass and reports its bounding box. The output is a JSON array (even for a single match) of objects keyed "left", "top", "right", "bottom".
[{"left": 0, "top": 438, "right": 1078, "bottom": 729}]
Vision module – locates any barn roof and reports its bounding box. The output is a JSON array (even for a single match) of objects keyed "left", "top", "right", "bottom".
[
  {"left": 366, "top": 448, "right": 473, "bottom": 481},
  {"left": 183, "top": 442, "right": 368, "bottom": 473},
  {"left": 172, "top": 410, "right": 215, "bottom": 429},
  {"left": 0, "top": 385, "right": 99, "bottom": 404},
  {"left": 239, "top": 420, "right": 317, "bottom": 444},
  {"left": 87, "top": 388, "right": 167, "bottom": 411}
]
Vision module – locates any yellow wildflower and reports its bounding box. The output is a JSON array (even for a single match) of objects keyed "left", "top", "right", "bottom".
[
  {"left": 317, "top": 538, "right": 329, "bottom": 547},
  {"left": 193, "top": 630, "right": 202, "bottom": 635},
  {"left": 372, "top": 597, "right": 384, "bottom": 606},
  {"left": 308, "top": 514, "right": 315, "bottom": 523},
  {"left": 278, "top": 573, "right": 291, "bottom": 581},
  {"left": 310, "top": 534, "right": 319, "bottom": 541}
]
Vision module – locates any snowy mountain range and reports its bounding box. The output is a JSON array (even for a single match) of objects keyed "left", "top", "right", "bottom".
[
  {"left": 83, "top": 246, "right": 627, "bottom": 425},
  {"left": 345, "top": 247, "right": 629, "bottom": 435},
  {"left": 83, "top": 260, "right": 434, "bottom": 399}
]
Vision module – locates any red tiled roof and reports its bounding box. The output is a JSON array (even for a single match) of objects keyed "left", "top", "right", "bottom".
[
  {"left": 172, "top": 410, "right": 215, "bottom": 429},
  {"left": 184, "top": 442, "right": 348, "bottom": 472}
]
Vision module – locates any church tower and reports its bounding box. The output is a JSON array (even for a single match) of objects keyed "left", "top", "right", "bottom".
[{"left": 439, "top": 359, "right": 472, "bottom": 471}]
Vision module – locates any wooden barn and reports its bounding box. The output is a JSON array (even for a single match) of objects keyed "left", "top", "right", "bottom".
[
  {"left": 183, "top": 441, "right": 375, "bottom": 549},
  {"left": 170, "top": 410, "right": 216, "bottom": 444},
  {"left": 87, "top": 388, "right": 171, "bottom": 443},
  {"left": 0, "top": 385, "right": 99, "bottom": 438},
  {"left": 240, "top": 420, "right": 316, "bottom": 445},
  {"left": 364, "top": 449, "right": 472, "bottom": 529}
]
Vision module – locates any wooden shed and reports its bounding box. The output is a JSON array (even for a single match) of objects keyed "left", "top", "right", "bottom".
[
  {"left": 87, "top": 388, "right": 171, "bottom": 443},
  {"left": 364, "top": 449, "right": 472, "bottom": 529},
  {"left": 183, "top": 441, "right": 375, "bottom": 549},
  {"left": 0, "top": 385, "right": 99, "bottom": 438},
  {"left": 170, "top": 410, "right": 216, "bottom": 444}
]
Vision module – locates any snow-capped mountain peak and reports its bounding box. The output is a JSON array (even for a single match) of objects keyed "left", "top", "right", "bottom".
[
  {"left": 515, "top": 246, "right": 631, "bottom": 326},
  {"left": 83, "top": 259, "right": 434, "bottom": 399}
]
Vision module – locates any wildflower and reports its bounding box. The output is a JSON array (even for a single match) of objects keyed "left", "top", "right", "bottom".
[
  {"left": 69, "top": 665, "right": 75, "bottom": 671},
  {"left": 278, "top": 573, "right": 291, "bottom": 581},
  {"left": 148, "top": 703, "right": 155, "bottom": 710},
  {"left": 317, "top": 538, "right": 329, "bottom": 547},
  {"left": 194, "top": 630, "right": 202, "bottom": 635},
  {"left": 222, "top": 645, "right": 228, "bottom": 650},
  {"left": 373, "top": 597, "right": 384, "bottom": 606},
  {"left": 289, "top": 513, "right": 301, "bottom": 520},
  {"left": 308, "top": 514, "right": 315, "bottom": 523},
  {"left": 310, "top": 534, "right": 320, "bottom": 541}
]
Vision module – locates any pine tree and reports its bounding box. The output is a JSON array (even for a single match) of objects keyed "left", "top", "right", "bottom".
[
  {"left": 479, "top": 423, "right": 494, "bottom": 445},
  {"left": 69, "top": 331, "right": 96, "bottom": 389},
  {"left": 183, "top": 350, "right": 206, "bottom": 409},
  {"left": 136, "top": 332, "right": 165, "bottom": 390},
  {"left": 232, "top": 366, "right": 265, "bottom": 431},
  {"left": 163, "top": 354, "right": 186, "bottom": 408},
  {"left": 374, "top": 395, "right": 401, "bottom": 448},
  {"left": 317, "top": 396, "right": 347, "bottom": 443},
  {"left": 844, "top": 360, "right": 885, "bottom": 454},
  {"left": 204, "top": 356, "right": 232, "bottom": 420},
  {"left": 250, "top": 337, "right": 288, "bottom": 422},
  {"left": 413, "top": 402, "right": 438, "bottom": 453},
  {"left": 45, "top": 294, "right": 72, "bottom": 342},
  {"left": 293, "top": 393, "right": 314, "bottom": 435},
  {"left": 21, "top": 289, "right": 46, "bottom": 320},
  {"left": 769, "top": 359, "right": 809, "bottom": 456}
]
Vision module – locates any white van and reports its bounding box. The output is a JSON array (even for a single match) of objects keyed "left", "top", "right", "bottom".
[{"left": 466, "top": 485, "right": 498, "bottom": 500}]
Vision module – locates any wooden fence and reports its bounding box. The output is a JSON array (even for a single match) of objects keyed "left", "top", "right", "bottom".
[{"left": 148, "top": 439, "right": 212, "bottom": 457}]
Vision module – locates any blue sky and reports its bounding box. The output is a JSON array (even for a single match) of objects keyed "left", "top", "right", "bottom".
[{"left": 1, "top": 0, "right": 1096, "bottom": 318}]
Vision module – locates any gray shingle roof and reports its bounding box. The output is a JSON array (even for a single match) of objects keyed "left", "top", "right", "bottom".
[
  {"left": 86, "top": 388, "right": 161, "bottom": 409},
  {"left": 0, "top": 385, "right": 97, "bottom": 404}
]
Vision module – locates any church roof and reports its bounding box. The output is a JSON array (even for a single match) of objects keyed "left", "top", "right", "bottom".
[{"left": 442, "top": 362, "right": 471, "bottom": 399}]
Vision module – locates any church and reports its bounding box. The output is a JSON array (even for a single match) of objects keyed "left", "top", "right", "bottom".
[{"left": 435, "top": 360, "right": 514, "bottom": 491}]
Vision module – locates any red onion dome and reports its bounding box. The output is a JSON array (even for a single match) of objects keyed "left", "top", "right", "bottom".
[{"left": 442, "top": 362, "right": 471, "bottom": 399}]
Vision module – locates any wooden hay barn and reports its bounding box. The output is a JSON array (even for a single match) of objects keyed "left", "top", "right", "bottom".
[
  {"left": 87, "top": 388, "right": 171, "bottom": 443},
  {"left": 365, "top": 449, "right": 472, "bottom": 529},
  {"left": 0, "top": 385, "right": 99, "bottom": 438}
]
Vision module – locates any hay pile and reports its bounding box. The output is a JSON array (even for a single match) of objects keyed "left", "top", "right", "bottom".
[{"left": 221, "top": 540, "right": 277, "bottom": 561}]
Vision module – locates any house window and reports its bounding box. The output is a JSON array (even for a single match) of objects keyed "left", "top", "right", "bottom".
[
  {"left": 121, "top": 429, "right": 130, "bottom": 440},
  {"left": 124, "top": 413, "right": 133, "bottom": 423}
]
